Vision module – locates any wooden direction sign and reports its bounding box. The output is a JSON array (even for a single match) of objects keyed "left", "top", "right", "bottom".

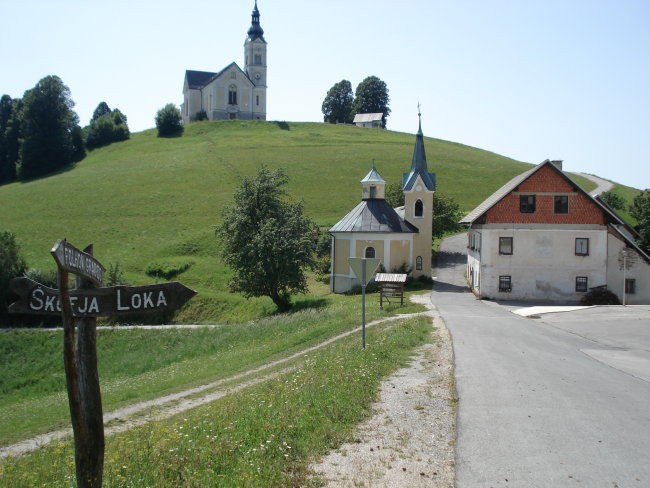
[
  {"left": 51, "top": 239, "right": 105, "bottom": 286},
  {"left": 9, "top": 277, "right": 197, "bottom": 317}
]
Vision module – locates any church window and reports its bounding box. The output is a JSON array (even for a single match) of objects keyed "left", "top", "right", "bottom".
[
  {"left": 254, "top": 54, "right": 262, "bottom": 65},
  {"left": 256, "top": 95, "right": 259, "bottom": 106},
  {"left": 369, "top": 185, "right": 377, "bottom": 199},
  {"left": 230, "top": 71, "right": 236, "bottom": 79},
  {"left": 228, "top": 85, "right": 238, "bottom": 105},
  {"left": 415, "top": 199, "right": 424, "bottom": 217},
  {"left": 416, "top": 256, "right": 423, "bottom": 271},
  {"left": 365, "top": 247, "right": 375, "bottom": 259}
]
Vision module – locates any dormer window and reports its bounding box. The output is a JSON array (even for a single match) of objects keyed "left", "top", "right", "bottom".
[{"left": 415, "top": 199, "right": 424, "bottom": 217}]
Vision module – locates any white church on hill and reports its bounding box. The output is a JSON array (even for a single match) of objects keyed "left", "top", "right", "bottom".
[{"left": 181, "top": 1, "right": 267, "bottom": 123}]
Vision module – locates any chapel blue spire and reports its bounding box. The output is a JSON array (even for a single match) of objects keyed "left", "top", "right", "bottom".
[{"left": 402, "top": 108, "right": 436, "bottom": 191}]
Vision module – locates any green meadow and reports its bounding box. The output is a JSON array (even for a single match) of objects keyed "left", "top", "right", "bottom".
[{"left": 0, "top": 121, "right": 599, "bottom": 324}]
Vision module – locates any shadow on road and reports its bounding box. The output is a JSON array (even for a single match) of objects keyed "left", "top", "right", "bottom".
[
  {"left": 433, "top": 281, "right": 468, "bottom": 293},
  {"left": 436, "top": 251, "right": 467, "bottom": 268}
]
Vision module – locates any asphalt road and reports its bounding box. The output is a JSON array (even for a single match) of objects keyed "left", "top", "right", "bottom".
[{"left": 432, "top": 233, "right": 650, "bottom": 488}]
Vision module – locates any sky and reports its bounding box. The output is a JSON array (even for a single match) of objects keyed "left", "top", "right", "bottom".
[{"left": 1, "top": 0, "right": 649, "bottom": 189}]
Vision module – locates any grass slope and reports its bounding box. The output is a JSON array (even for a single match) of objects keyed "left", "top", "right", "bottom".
[{"left": 0, "top": 121, "right": 599, "bottom": 323}]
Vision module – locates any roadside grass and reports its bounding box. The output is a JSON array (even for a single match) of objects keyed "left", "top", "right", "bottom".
[
  {"left": 0, "top": 120, "right": 601, "bottom": 324},
  {"left": 0, "top": 315, "right": 432, "bottom": 487},
  {"left": 0, "top": 287, "right": 426, "bottom": 446}
]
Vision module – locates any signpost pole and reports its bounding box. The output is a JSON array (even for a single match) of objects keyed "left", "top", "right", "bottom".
[{"left": 361, "top": 259, "right": 366, "bottom": 349}]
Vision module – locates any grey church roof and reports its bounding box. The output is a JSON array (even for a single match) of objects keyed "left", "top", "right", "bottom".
[
  {"left": 402, "top": 116, "right": 436, "bottom": 191},
  {"left": 185, "top": 70, "right": 218, "bottom": 89},
  {"left": 330, "top": 199, "right": 418, "bottom": 233},
  {"left": 360, "top": 167, "right": 385, "bottom": 183}
]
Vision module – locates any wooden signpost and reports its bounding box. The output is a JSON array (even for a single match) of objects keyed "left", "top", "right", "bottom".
[{"left": 9, "top": 240, "right": 196, "bottom": 488}]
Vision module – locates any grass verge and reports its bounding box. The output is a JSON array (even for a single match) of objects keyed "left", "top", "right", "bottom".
[
  {"left": 0, "top": 290, "right": 426, "bottom": 445},
  {"left": 0, "top": 315, "right": 432, "bottom": 487}
]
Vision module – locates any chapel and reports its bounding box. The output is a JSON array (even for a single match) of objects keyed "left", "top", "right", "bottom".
[
  {"left": 329, "top": 115, "right": 436, "bottom": 292},
  {"left": 181, "top": 1, "right": 267, "bottom": 123}
]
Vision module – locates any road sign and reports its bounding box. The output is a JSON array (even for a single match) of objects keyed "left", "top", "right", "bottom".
[
  {"left": 349, "top": 258, "right": 381, "bottom": 285},
  {"left": 9, "top": 277, "right": 197, "bottom": 317},
  {"left": 51, "top": 239, "right": 105, "bottom": 286}
]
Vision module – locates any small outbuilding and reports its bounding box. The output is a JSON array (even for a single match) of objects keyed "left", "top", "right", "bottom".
[{"left": 353, "top": 113, "right": 384, "bottom": 128}]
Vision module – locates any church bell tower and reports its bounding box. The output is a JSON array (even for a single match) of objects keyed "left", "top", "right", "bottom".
[{"left": 244, "top": 1, "right": 267, "bottom": 120}]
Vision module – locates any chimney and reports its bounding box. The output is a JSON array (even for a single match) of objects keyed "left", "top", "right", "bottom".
[{"left": 550, "top": 160, "right": 563, "bottom": 171}]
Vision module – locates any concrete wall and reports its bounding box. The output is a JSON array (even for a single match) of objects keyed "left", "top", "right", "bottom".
[
  {"left": 606, "top": 234, "right": 650, "bottom": 305},
  {"left": 472, "top": 225, "right": 608, "bottom": 301}
]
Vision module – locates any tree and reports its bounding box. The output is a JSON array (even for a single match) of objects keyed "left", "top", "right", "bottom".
[
  {"left": 217, "top": 167, "right": 316, "bottom": 311},
  {"left": 352, "top": 76, "right": 391, "bottom": 128},
  {"left": 92, "top": 101, "right": 111, "bottom": 121},
  {"left": 432, "top": 193, "right": 462, "bottom": 238},
  {"left": 85, "top": 103, "right": 130, "bottom": 150},
  {"left": 385, "top": 182, "right": 405, "bottom": 208},
  {"left": 322, "top": 80, "right": 354, "bottom": 124},
  {"left": 17, "top": 75, "right": 83, "bottom": 180},
  {"left": 3, "top": 98, "right": 22, "bottom": 180},
  {"left": 599, "top": 189, "right": 626, "bottom": 210},
  {"left": 0, "top": 231, "right": 27, "bottom": 321},
  {"left": 155, "top": 103, "right": 183, "bottom": 137},
  {"left": 629, "top": 189, "right": 650, "bottom": 254},
  {"left": 0, "top": 95, "right": 16, "bottom": 184}
]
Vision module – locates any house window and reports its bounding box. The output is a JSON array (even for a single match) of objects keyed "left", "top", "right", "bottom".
[
  {"left": 228, "top": 85, "right": 237, "bottom": 105},
  {"left": 365, "top": 247, "right": 375, "bottom": 259},
  {"left": 575, "top": 238, "right": 589, "bottom": 256},
  {"left": 625, "top": 279, "right": 636, "bottom": 294},
  {"left": 416, "top": 256, "right": 423, "bottom": 271},
  {"left": 499, "top": 237, "right": 513, "bottom": 255},
  {"left": 254, "top": 54, "right": 262, "bottom": 65},
  {"left": 520, "top": 195, "right": 536, "bottom": 213},
  {"left": 576, "top": 276, "right": 588, "bottom": 292},
  {"left": 554, "top": 195, "right": 569, "bottom": 214},
  {"left": 499, "top": 276, "right": 512, "bottom": 292},
  {"left": 415, "top": 199, "right": 424, "bottom": 217}
]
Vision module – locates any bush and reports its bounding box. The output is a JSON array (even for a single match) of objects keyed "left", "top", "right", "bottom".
[
  {"left": 145, "top": 260, "right": 192, "bottom": 280},
  {"left": 24, "top": 267, "right": 58, "bottom": 288},
  {"left": 580, "top": 287, "right": 620, "bottom": 305},
  {"left": 0, "top": 232, "right": 27, "bottom": 320},
  {"left": 155, "top": 103, "right": 183, "bottom": 137},
  {"left": 195, "top": 110, "right": 208, "bottom": 121}
]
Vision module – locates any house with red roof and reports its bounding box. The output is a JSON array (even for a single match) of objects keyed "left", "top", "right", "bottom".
[{"left": 460, "top": 160, "right": 650, "bottom": 304}]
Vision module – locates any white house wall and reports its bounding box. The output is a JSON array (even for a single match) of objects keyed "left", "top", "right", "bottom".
[
  {"left": 473, "top": 225, "right": 608, "bottom": 301},
  {"left": 606, "top": 234, "right": 650, "bottom": 305}
]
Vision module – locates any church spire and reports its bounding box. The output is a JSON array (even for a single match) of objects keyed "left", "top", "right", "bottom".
[
  {"left": 247, "top": 0, "right": 265, "bottom": 42},
  {"left": 402, "top": 107, "right": 436, "bottom": 191}
]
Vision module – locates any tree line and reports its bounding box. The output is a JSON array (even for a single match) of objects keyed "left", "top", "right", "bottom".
[
  {"left": 0, "top": 75, "right": 130, "bottom": 184},
  {"left": 321, "top": 76, "right": 391, "bottom": 128}
]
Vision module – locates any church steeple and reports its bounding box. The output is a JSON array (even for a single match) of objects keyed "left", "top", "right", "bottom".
[
  {"left": 247, "top": 1, "right": 265, "bottom": 42},
  {"left": 403, "top": 109, "right": 436, "bottom": 192}
]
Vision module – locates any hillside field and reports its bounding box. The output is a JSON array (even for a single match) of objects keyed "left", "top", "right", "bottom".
[{"left": 0, "top": 121, "right": 603, "bottom": 323}]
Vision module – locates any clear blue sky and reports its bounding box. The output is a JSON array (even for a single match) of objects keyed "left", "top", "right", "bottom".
[{"left": 2, "top": 0, "right": 648, "bottom": 189}]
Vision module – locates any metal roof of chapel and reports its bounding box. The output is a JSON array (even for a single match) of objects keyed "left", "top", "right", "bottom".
[{"left": 330, "top": 199, "right": 418, "bottom": 233}]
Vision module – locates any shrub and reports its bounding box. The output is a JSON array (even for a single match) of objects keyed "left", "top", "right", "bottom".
[
  {"left": 580, "top": 287, "right": 620, "bottom": 305},
  {"left": 0, "top": 232, "right": 27, "bottom": 320},
  {"left": 195, "top": 110, "right": 208, "bottom": 121},
  {"left": 145, "top": 260, "right": 192, "bottom": 280},
  {"left": 155, "top": 103, "right": 183, "bottom": 137}
]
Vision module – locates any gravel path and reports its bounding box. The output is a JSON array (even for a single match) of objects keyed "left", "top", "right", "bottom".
[{"left": 311, "top": 294, "right": 456, "bottom": 488}]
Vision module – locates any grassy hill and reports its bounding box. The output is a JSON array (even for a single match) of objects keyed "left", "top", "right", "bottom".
[{"left": 0, "top": 121, "right": 601, "bottom": 323}]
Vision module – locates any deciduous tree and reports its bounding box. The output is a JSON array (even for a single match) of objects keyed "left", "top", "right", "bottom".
[
  {"left": 432, "top": 193, "right": 462, "bottom": 238},
  {"left": 352, "top": 76, "right": 391, "bottom": 128},
  {"left": 0, "top": 231, "right": 27, "bottom": 321},
  {"left": 17, "top": 75, "right": 83, "bottom": 180},
  {"left": 217, "top": 167, "right": 316, "bottom": 311},
  {"left": 599, "top": 189, "right": 626, "bottom": 210},
  {"left": 629, "top": 189, "right": 650, "bottom": 253},
  {"left": 0, "top": 95, "right": 15, "bottom": 184},
  {"left": 321, "top": 80, "right": 354, "bottom": 124}
]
